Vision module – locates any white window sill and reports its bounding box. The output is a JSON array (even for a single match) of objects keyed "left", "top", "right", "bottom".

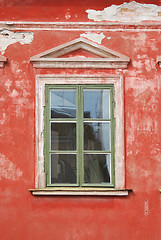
[{"left": 29, "top": 188, "right": 132, "bottom": 196}]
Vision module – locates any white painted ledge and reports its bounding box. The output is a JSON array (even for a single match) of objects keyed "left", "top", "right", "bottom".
[
  {"left": 0, "top": 55, "right": 7, "bottom": 68},
  {"left": 29, "top": 188, "right": 132, "bottom": 196}
]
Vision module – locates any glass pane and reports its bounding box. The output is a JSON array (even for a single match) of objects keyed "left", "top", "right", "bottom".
[
  {"left": 83, "top": 89, "right": 110, "bottom": 119},
  {"left": 84, "top": 122, "right": 111, "bottom": 151},
  {"left": 50, "top": 89, "right": 76, "bottom": 118},
  {"left": 51, "top": 154, "right": 76, "bottom": 184},
  {"left": 84, "top": 154, "right": 111, "bottom": 184},
  {"left": 51, "top": 123, "right": 76, "bottom": 150}
]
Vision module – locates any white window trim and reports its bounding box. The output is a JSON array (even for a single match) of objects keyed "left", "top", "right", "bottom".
[{"left": 32, "top": 74, "right": 127, "bottom": 196}]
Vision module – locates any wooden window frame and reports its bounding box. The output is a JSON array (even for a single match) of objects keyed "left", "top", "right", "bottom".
[{"left": 45, "top": 84, "right": 115, "bottom": 188}]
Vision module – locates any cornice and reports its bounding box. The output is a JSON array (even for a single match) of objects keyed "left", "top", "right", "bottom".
[{"left": 1, "top": 21, "right": 161, "bottom": 31}]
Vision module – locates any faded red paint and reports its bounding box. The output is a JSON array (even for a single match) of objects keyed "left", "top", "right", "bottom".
[{"left": 0, "top": 1, "right": 161, "bottom": 240}]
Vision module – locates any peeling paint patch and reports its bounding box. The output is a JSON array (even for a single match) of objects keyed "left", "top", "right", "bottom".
[
  {"left": 86, "top": 1, "right": 161, "bottom": 22},
  {"left": 0, "top": 30, "right": 34, "bottom": 54},
  {"left": 0, "top": 113, "right": 6, "bottom": 125},
  {"left": 122, "top": 33, "right": 147, "bottom": 52},
  {"left": 0, "top": 154, "right": 23, "bottom": 180},
  {"left": 4, "top": 79, "right": 12, "bottom": 91},
  {"left": 9, "top": 89, "right": 19, "bottom": 98},
  {"left": 80, "top": 32, "right": 105, "bottom": 44},
  {"left": 65, "top": 9, "right": 71, "bottom": 20}
]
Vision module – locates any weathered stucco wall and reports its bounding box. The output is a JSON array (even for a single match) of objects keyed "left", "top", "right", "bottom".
[{"left": 0, "top": 1, "right": 161, "bottom": 240}]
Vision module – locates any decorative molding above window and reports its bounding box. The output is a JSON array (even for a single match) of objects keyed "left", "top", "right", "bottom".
[
  {"left": 0, "top": 55, "right": 7, "bottom": 68},
  {"left": 30, "top": 38, "right": 130, "bottom": 69}
]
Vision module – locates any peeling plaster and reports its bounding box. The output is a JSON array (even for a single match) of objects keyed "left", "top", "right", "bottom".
[
  {"left": 4, "top": 79, "right": 12, "bottom": 91},
  {"left": 65, "top": 9, "right": 71, "bottom": 20},
  {"left": 0, "top": 154, "right": 23, "bottom": 180},
  {"left": 86, "top": 1, "right": 161, "bottom": 22},
  {"left": 80, "top": 32, "right": 105, "bottom": 44},
  {"left": 0, "top": 113, "right": 6, "bottom": 125},
  {"left": 122, "top": 32, "right": 147, "bottom": 52},
  {"left": 0, "top": 30, "right": 34, "bottom": 54},
  {"left": 9, "top": 89, "right": 19, "bottom": 98},
  {"left": 144, "top": 59, "right": 156, "bottom": 72}
]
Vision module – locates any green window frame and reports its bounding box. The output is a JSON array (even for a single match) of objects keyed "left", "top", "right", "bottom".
[{"left": 44, "top": 84, "right": 115, "bottom": 188}]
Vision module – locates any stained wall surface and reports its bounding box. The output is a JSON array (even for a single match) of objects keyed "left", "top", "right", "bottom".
[{"left": 0, "top": 1, "right": 161, "bottom": 240}]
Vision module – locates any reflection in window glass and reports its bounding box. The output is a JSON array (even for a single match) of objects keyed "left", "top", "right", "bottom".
[
  {"left": 50, "top": 89, "right": 76, "bottom": 118},
  {"left": 83, "top": 89, "right": 110, "bottom": 119},
  {"left": 51, "top": 123, "right": 76, "bottom": 150},
  {"left": 84, "top": 154, "right": 111, "bottom": 184},
  {"left": 51, "top": 154, "right": 76, "bottom": 184},
  {"left": 84, "top": 122, "right": 111, "bottom": 151}
]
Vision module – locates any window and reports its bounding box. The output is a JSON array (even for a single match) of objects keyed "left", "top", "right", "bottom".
[
  {"left": 44, "top": 85, "right": 115, "bottom": 187},
  {"left": 30, "top": 75, "right": 127, "bottom": 196},
  {"left": 30, "top": 37, "right": 129, "bottom": 195}
]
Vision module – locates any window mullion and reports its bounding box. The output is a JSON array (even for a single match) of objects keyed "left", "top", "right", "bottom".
[{"left": 77, "top": 85, "right": 84, "bottom": 187}]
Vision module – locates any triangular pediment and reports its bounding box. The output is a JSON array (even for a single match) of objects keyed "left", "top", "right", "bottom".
[
  {"left": 58, "top": 48, "right": 103, "bottom": 58},
  {"left": 0, "top": 55, "right": 7, "bottom": 68},
  {"left": 30, "top": 38, "right": 130, "bottom": 69}
]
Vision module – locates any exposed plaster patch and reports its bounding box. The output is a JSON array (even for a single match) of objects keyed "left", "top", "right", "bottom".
[
  {"left": 65, "top": 9, "right": 71, "bottom": 20},
  {"left": 9, "top": 89, "right": 18, "bottom": 98},
  {"left": 132, "top": 58, "right": 156, "bottom": 72},
  {"left": 80, "top": 32, "right": 105, "bottom": 44},
  {"left": 145, "top": 59, "right": 156, "bottom": 72},
  {"left": 0, "top": 30, "right": 34, "bottom": 54},
  {"left": 4, "top": 79, "right": 12, "bottom": 91},
  {"left": 0, "top": 154, "right": 23, "bottom": 180},
  {"left": 132, "top": 60, "right": 144, "bottom": 69},
  {"left": 122, "top": 32, "right": 148, "bottom": 56},
  {"left": 122, "top": 32, "right": 147, "bottom": 50},
  {"left": 0, "top": 97, "right": 5, "bottom": 102},
  {"left": 86, "top": 1, "right": 161, "bottom": 22},
  {"left": 10, "top": 61, "right": 22, "bottom": 74},
  {"left": 0, "top": 113, "right": 6, "bottom": 125}
]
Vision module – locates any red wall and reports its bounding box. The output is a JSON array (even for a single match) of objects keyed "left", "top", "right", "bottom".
[
  {"left": 0, "top": 0, "right": 160, "bottom": 21},
  {"left": 0, "top": 1, "right": 161, "bottom": 240}
]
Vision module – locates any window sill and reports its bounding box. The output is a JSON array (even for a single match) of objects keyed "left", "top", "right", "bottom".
[{"left": 29, "top": 188, "right": 132, "bottom": 196}]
